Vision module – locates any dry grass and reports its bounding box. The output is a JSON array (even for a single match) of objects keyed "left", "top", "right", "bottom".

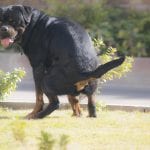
[{"left": 0, "top": 108, "right": 150, "bottom": 150}]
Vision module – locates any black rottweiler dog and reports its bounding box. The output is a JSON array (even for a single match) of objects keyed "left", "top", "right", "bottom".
[{"left": 0, "top": 5, "right": 125, "bottom": 119}]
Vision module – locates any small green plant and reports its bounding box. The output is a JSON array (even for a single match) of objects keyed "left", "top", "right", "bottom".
[
  {"left": 0, "top": 68, "right": 25, "bottom": 100},
  {"left": 38, "top": 131, "right": 70, "bottom": 150},
  {"left": 11, "top": 118, "right": 27, "bottom": 142},
  {"left": 93, "top": 38, "right": 134, "bottom": 93},
  {"left": 59, "top": 134, "right": 70, "bottom": 150},
  {"left": 38, "top": 131, "right": 56, "bottom": 150},
  {"left": 96, "top": 101, "right": 107, "bottom": 112}
]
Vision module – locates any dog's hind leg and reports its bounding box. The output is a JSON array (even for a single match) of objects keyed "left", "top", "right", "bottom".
[
  {"left": 81, "top": 80, "right": 97, "bottom": 117},
  {"left": 87, "top": 95, "right": 97, "bottom": 117},
  {"left": 68, "top": 95, "right": 82, "bottom": 117}
]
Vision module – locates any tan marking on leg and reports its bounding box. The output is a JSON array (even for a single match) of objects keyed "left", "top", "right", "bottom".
[
  {"left": 68, "top": 95, "right": 82, "bottom": 117},
  {"left": 75, "top": 78, "right": 95, "bottom": 91},
  {"left": 26, "top": 93, "right": 44, "bottom": 119}
]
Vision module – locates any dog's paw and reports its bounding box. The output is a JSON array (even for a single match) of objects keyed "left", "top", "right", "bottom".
[
  {"left": 87, "top": 114, "right": 97, "bottom": 118},
  {"left": 25, "top": 112, "right": 37, "bottom": 120},
  {"left": 72, "top": 113, "right": 82, "bottom": 117}
]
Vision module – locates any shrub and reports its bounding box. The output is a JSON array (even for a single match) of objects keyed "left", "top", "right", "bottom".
[
  {"left": 38, "top": 131, "right": 56, "bottom": 150},
  {"left": 96, "top": 100, "right": 107, "bottom": 112},
  {"left": 11, "top": 118, "right": 27, "bottom": 142},
  {"left": 38, "top": 131, "right": 70, "bottom": 150},
  {"left": 59, "top": 134, "right": 70, "bottom": 150},
  {"left": 92, "top": 38, "right": 134, "bottom": 110},
  {"left": 45, "top": 0, "right": 150, "bottom": 57},
  {"left": 94, "top": 38, "right": 133, "bottom": 87},
  {"left": 0, "top": 68, "right": 25, "bottom": 100}
]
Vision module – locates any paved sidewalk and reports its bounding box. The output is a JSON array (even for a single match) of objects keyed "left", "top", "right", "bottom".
[
  {"left": 1, "top": 84, "right": 149, "bottom": 112},
  {"left": 4, "top": 88, "right": 150, "bottom": 107}
]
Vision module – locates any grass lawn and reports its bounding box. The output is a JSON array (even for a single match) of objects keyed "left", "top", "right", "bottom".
[{"left": 0, "top": 107, "right": 150, "bottom": 150}]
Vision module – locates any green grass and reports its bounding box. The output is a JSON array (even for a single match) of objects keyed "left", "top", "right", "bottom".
[{"left": 0, "top": 108, "right": 150, "bottom": 150}]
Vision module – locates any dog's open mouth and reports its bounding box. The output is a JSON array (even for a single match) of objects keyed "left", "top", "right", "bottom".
[
  {"left": 0, "top": 38, "right": 14, "bottom": 48},
  {"left": 0, "top": 26, "right": 19, "bottom": 48}
]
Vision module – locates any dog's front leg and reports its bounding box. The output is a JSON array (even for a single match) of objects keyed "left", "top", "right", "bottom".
[{"left": 26, "top": 64, "right": 45, "bottom": 119}]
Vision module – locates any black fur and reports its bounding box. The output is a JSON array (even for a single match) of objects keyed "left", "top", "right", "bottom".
[{"left": 0, "top": 5, "right": 125, "bottom": 118}]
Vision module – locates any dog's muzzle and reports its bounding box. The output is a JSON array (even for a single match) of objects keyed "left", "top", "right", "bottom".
[{"left": 0, "top": 25, "right": 17, "bottom": 48}]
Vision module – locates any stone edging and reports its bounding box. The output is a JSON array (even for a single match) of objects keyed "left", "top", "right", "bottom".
[{"left": 0, "top": 102, "right": 150, "bottom": 112}]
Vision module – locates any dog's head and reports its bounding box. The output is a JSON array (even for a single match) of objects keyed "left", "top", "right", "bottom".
[{"left": 0, "top": 5, "right": 33, "bottom": 48}]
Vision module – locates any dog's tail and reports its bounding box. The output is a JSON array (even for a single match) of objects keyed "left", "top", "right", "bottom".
[{"left": 80, "top": 56, "right": 125, "bottom": 80}]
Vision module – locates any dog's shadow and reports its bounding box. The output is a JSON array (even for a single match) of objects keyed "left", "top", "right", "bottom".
[
  {"left": 0, "top": 115, "right": 26, "bottom": 120},
  {"left": 0, "top": 114, "right": 68, "bottom": 120},
  {"left": 0, "top": 116, "right": 11, "bottom": 119}
]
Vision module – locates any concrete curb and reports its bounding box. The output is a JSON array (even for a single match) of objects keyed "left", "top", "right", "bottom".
[
  {"left": 106, "top": 104, "right": 150, "bottom": 112},
  {"left": 0, "top": 101, "right": 150, "bottom": 112}
]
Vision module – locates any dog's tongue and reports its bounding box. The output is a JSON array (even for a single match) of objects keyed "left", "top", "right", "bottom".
[{"left": 1, "top": 38, "right": 14, "bottom": 48}]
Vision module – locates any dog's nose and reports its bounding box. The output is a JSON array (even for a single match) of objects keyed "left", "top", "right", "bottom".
[{"left": 0, "top": 26, "right": 9, "bottom": 32}]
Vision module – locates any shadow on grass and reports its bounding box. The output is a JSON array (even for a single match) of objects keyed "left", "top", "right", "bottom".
[
  {"left": 0, "top": 116, "right": 10, "bottom": 119},
  {"left": 48, "top": 116, "right": 62, "bottom": 119}
]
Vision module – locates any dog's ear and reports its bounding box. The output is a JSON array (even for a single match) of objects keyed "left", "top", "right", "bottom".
[
  {"left": 22, "top": 6, "right": 33, "bottom": 24},
  {"left": 12, "top": 5, "right": 33, "bottom": 25}
]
